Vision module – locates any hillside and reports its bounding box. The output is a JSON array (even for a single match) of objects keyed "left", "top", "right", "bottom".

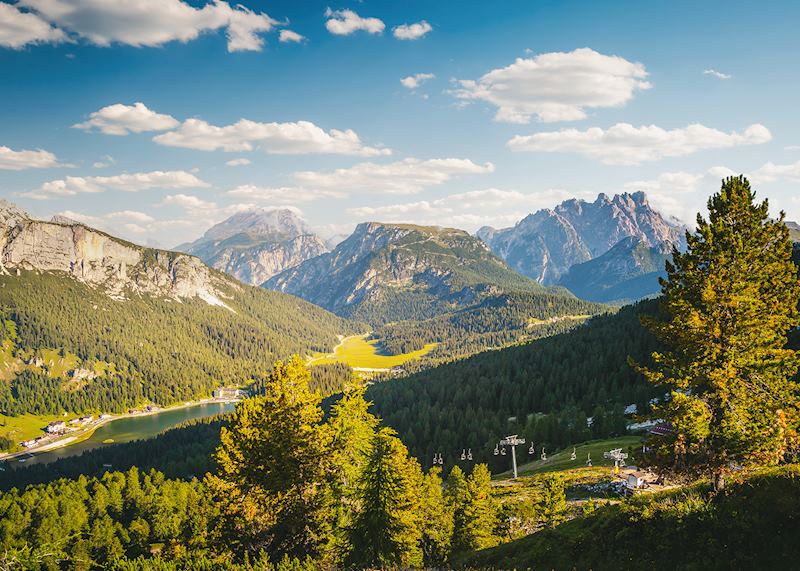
[
  {"left": 367, "top": 301, "right": 663, "bottom": 472},
  {"left": 557, "top": 236, "right": 672, "bottom": 303},
  {"left": 0, "top": 205, "right": 359, "bottom": 419},
  {"left": 179, "top": 208, "right": 329, "bottom": 286},
  {"left": 466, "top": 465, "right": 800, "bottom": 570},
  {"left": 478, "top": 192, "right": 684, "bottom": 286},
  {"left": 265, "top": 222, "right": 546, "bottom": 325}
]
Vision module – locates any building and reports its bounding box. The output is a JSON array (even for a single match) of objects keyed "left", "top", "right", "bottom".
[
  {"left": 46, "top": 421, "right": 66, "bottom": 434},
  {"left": 213, "top": 387, "right": 247, "bottom": 400}
]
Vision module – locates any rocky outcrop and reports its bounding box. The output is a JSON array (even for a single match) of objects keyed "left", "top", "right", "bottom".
[
  {"left": 0, "top": 203, "right": 232, "bottom": 306},
  {"left": 181, "top": 208, "right": 329, "bottom": 285},
  {"left": 265, "top": 222, "right": 539, "bottom": 324},
  {"left": 479, "top": 192, "right": 685, "bottom": 284}
]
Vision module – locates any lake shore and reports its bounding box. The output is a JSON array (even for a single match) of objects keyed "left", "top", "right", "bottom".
[{"left": 0, "top": 397, "right": 240, "bottom": 462}]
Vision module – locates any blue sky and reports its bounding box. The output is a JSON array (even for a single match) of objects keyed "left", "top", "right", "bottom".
[{"left": 1, "top": 0, "right": 799, "bottom": 247}]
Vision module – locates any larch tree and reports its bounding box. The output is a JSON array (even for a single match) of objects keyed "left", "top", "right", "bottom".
[
  {"left": 419, "top": 466, "right": 454, "bottom": 566},
  {"left": 345, "top": 427, "right": 423, "bottom": 569},
  {"left": 639, "top": 176, "right": 800, "bottom": 491},
  {"left": 536, "top": 473, "right": 567, "bottom": 529},
  {"left": 209, "top": 356, "right": 334, "bottom": 560}
]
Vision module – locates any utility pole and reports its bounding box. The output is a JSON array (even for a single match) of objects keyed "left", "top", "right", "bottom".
[{"left": 495, "top": 434, "right": 526, "bottom": 479}]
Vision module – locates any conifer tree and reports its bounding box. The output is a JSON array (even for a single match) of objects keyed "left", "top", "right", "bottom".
[
  {"left": 345, "top": 427, "right": 423, "bottom": 568},
  {"left": 449, "top": 464, "right": 498, "bottom": 552},
  {"left": 445, "top": 465, "right": 470, "bottom": 553},
  {"left": 209, "top": 356, "right": 333, "bottom": 560},
  {"left": 419, "top": 466, "right": 454, "bottom": 566},
  {"left": 536, "top": 473, "right": 567, "bottom": 528},
  {"left": 640, "top": 176, "right": 800, "bottom": 490}
]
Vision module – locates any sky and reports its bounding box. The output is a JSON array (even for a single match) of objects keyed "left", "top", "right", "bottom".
[{"left": 1, "top": 0, "right": 800, "bottom": 248}]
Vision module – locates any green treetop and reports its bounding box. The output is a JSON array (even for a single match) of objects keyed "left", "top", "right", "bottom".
[
  {"left": 640, "top": 176, "right": 800, "bottom": 490},
  {"left": 210, "top": 355, "right": 334, "bottom": 560}
]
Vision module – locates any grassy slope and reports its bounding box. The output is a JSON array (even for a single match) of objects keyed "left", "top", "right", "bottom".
[
  {"left": 468, "top": 464, "right": 800, "bottom": 571},
  {"left": 308, "top": 334, "right": 436, "bottom": 369}
]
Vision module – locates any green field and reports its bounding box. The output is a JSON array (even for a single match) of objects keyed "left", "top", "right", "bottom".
[
  {"left": 0, "top": 413, "right": 67, "bottom": 448},
  {"left": 496, "top": 435, "right": 643, "bottom": 479},
  {"left": 308, "top": 334, "right": 437, "bottom": 370}
]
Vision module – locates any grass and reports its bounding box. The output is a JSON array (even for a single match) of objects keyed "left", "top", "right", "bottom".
[
  {"left": 496, "top": 435, "right": 643, "bottom": 479},
  {"left": 308, "top": 334, "right": 437, "bottom": 370},
  {"left": 0, "top": 412, "right": 67, "bottom": 447}
]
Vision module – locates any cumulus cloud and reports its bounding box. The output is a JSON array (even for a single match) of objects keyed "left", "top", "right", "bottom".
[
  {"left": 750, "top": 160, "right": 800, "bottom": 183},
  {"left": 73, "top": 102, "right": 179, "bottom": 135},
  {"left": 14, "top": 0, "right": 278, "bottom": 52},
  {"left": 623, "top": 171, "right": 708, "bottom": 223},
  {"left": 93, "top": 155, "right": 116, "bottom": 168},
  {"left": 400, "top": 73, "right": 435, "bottom": 89},
  {"left": 393, "top": 20, "right": 432, "bottom": 40},
  {"left": 508, "top": 123, "right": 772, "bottom": 165},
  {"left": 293, "top": 158, "right": 495, "bottom": 195},
  {"left": 153, "top": 117, "right": 390, "bottom": 156},
  {"left": 452, "top": 48, "right": 651, "bottom": 123},
  {"left": 703, "top": 69, "right": 732, "bottom": 80},
  {"left": 278, "top": 29, "right": 305, "bottom": 43},
  {"left": 324, "top": 8, "right": 384, "bottom": 36},
  {"left": 0, "top": 2, "right": 66, "bottom": 48},
  {"left": 0, "top": 145, "right": 64, "bottom": 170},
  {"left": 23, "top": 170, "right": 209, "bottom": 199},
  {"left": 225, "top": 158, "right": 251, "bottom": 167},
  {"left": 226, "top": 185, "right": 345, "bottom": 204}
]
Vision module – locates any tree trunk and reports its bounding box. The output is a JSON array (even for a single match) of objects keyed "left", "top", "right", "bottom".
[{"left": 712, "top": 471, "right": 725, "bottom": 492}]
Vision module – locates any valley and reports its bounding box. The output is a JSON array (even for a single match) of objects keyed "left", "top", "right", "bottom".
[{"left": 307, "top": 333, "right": 437, "bottom": 372}]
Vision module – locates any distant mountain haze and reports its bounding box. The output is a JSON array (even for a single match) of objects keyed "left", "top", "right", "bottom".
[{"left": 179, "top": 208, "right": 329, "bottom": 286}]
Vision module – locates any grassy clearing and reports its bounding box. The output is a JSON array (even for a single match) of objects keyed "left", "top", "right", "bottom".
[
  {"left": 496, "top": 435, "right": 643, "bottom": 479},
  {"left": 0, "top": 413, "right": 66, "bottom": 446},
  {"left": 308, "top": 334, "right": 437, "bottom": 370}
]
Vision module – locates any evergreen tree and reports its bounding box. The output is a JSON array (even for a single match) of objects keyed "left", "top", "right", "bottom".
[
  {"left": 639, "top": 176, "right": 800, "bottom": 490},
  {"left": 419, "top": 467, "right": 454, "bottom": 566},
  {"left": 449, "top": 464, "right": 497, "bottom": 553},
  {"left": 326, "top": 387, "right": 379, "bottom": 558},
  {"left": 536, "top": 474, "right": 567, "bottom": 529},
  {"left": 345, "top": 427, "right": 423, "bottom": 569},
  {"left": 209, "top": 356, "right": 333, "bottom": 560}
]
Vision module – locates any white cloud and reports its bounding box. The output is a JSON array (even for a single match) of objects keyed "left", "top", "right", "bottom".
[
  {"left": 704, "top": 69, "right": 732, "bottom": 80},
  {"left": 392, "top": 20, "right": 432, "bottom": 40},
  {"left": 623, "top": 171, "right": 708, "bottom": 223},
  {"left": 783, "top": 145, "right": 800, "bottom": 151},
  {"left": 225, "top": 158, "right": 251, "bottom": 167},
  {"left": 161, "top": 193, "right": 216, "bottom": 210},
  {"left": 0, "top": 145, "right": 64, "bottom": 170},
  {"left": 93, "top": 155, "right": 116, "bottom": 168},
  {"left": 278, "top": 29, "right": 305, "bottom": 43},
  {"left": 400, "top": 73, "right": 435, "bottom": 89},
  {"left": 324, "top": 8, "right": 384, "bottom": 36},
  {"left": 293, "top": 158, "right": 495, "bottom": 195},
  {"left": 508, "top": 123, "right": 772, "bottom": 165},
  {"left": 452, "top": 48, "right": 651, "bottom": 123},
  {"left": 74, "top": 102, "right": 179, "bottom": 135},
  {"left": 226, "top": 185, "right": 345, "bottom": 204},
  {"left": 16, "top": 0, "right": 278, "bottom": 52},
  {"left": 153, "top": 117, "right": 390, "bottom": 156},
  {"left": 0, "top": 2, "right": 66, "bottom": 48},
  {"left": 750, "top": 160, "right": 800, "bottom": 183},
  {"left": 23, "top": 170, "right": 209, "bottom": 199}
]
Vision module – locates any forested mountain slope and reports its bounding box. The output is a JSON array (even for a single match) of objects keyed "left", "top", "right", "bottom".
[
  {"left": 265, "top": 222, "right": 548, "bottom": 325},
  {"left": 0, "top": 204, "right": 359, "bottom": 416},
  {"left": 179, "top": 208, "right": 329, "bottom": 286},
  {"left": 367, "top": 301, "right": 663, "bottom": 471}
]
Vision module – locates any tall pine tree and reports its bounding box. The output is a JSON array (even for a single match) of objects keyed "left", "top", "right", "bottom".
[
  {"left": 640, "top": 176, "right": 800, "bottom": 490},
  {"left": 346, "top": 427, "right": 423, "bottom": 568},
  {"left": 209, "top": 356, "right": 333, "bottom": 560}
]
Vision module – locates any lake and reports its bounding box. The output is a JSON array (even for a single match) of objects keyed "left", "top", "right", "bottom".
[{"left": 15, "top": 401, "right": 237, "bottom": 467}]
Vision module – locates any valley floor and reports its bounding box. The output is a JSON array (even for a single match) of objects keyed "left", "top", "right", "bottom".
[{"left": 307, "top": 333, "right": 437, "bottom": 372}]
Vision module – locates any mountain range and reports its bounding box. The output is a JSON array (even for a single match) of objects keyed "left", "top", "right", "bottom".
[
  {"left": 265, "top": 222, "right": 544, "bottom": 325},
  {"left": 477, "top": 192, "right": 684, "bottom": 301},
  {"left": 0, "top": 201, "right": 358, "bottom": 416},
  {"left": 178, "top": 208, "right": 329, "bottom": 286}
]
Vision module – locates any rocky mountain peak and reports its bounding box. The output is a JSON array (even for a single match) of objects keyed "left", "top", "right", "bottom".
[
  {"left": 0, "top": 200, "right": 30, "bottom": 227},
  {"left": 200, "top": 208, "right": 312, "bottom": 243}
]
